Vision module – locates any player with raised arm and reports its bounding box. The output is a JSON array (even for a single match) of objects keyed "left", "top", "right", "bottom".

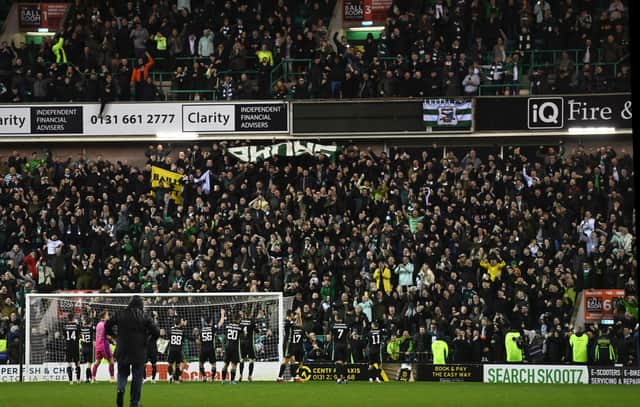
[
  {"left": 276, "top": 310, "right": 294, "bottom": 382},
  {"left": 64, "top": 314, "right": 81, "bottom": 384},
  {"left": 332, "top": 312, "right": 350, "bottom": 384},
  {"left": 367, "top": 321, "right": 384, "bottom": 383},
  {"left": 199, "top": 316, "right": 216, "bottom": 382},
  {"left": 91, "top": 311, "right": 115, "bottom": 383},
  {"left": 143, "top": 318, "right": 159, "bottom": 384},
  {"left": 79, "top": 317, "right": 94, "bottom": 383},
  {"left": 277, "top": 308, "right": 305, "bottom": 382},
  {"left": 219, "top": 308, "right": 242, "bottom": 384},
  {"left": 238, "top": 309, "right": 257, "bottom": 382},
  {"left": 168, "top": 317, "right": 188, "bottom": 384}
]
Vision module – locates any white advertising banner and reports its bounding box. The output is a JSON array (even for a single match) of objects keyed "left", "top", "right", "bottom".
[
  {"left": 483, "top": 364, "right": 589, "bottom": 384},
  {"left": 0, "top": 107, "right": 31, "bottom": 134},
  {"left": 0, "top": 101, "right": 289, "bottom": 136},
  {"left": 181, "top": 104, "right": 235, "bottom": 132},
  {"left": 3, "top": 362, "right": 280, "bottom": 382},
  {"left": 84, "top": 103, "right": 182, "bottom": 135}
]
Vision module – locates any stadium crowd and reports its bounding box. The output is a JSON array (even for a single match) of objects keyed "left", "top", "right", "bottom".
[
  {"left": 0, "top": 0, "right": 630, "bottom": 101},
  {"left": 0, "top": 141, "right": 637, "bottom": 365}
]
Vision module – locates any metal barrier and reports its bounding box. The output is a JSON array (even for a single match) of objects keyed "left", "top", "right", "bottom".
[
  {"left": 269, "top": 57, "right": 399, "bottom": 94},
  {"left": 166, "top": 89, "right": 218, "bottom": 101},
  {"left": 270, "top": 58, "right": 313, "bottom": 93},
  {"left": 530, "top": 61, "right": 621, "bottom": 77},
  {"left": 482, "top": 48, "right": 604, "bottom": 68},
  {"left": 478, "top": 82, "right": 531, "bottom": 96}
]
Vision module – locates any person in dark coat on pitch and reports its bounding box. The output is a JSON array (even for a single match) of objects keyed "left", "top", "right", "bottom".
[{"left": 106, "top": 295, "right": 160, "bottom": 407}]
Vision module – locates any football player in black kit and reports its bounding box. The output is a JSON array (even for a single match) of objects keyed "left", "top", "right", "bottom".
[
  {"left": 331, "top": 313, "right": 350, "bottom": 384},
  {"left": 277, "top": 308, "right": 305, "bottom": 382},
  {"left": 219, "top": 309, "right": 242, "bottom": 384},
  {"left": 64, "top": 314, "right": 82, "bottom": 384},
  {"left": 79, "top": 317, "right": 94, "bottom": 383},
  {"left": 143, "top": 321, "right": 159, "bottom": 384},
  {"left": 199, "top": 316, "right": 217, "bottom": 382},
  {"left": 168, "top": 318, "right": 188, "bottom": 383},
  {"left": 238, "top": 310, "right": 257, "bottom": 382},
  {"left": 367, "top": 321, "right": 384, "bottom": 382}
]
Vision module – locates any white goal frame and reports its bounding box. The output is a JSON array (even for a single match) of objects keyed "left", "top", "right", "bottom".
[{"left": 25, "top": 292, "right": 285, "bottom": 380}]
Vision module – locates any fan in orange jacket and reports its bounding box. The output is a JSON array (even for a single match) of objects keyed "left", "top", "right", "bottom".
[{"left": 130, "top": 51, "right": 154, "bottom": 85}]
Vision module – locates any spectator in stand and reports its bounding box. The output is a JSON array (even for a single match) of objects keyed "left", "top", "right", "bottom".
[
  {"left": 130, "top": 19, "right": 149, "bottom": 59},
  {"left": 272, "top": 80, "right": 288, "bottom": 99},
  {"left": 614, "top": 64, "right": 630, "bottom": 91},
  {"left": 256, "top": 43, "right": 274, "bottom": 67},
  {"left": 139, "top": 76, "right": 163, "bottom": 101},
  {"left": 462, "top": 66, "right": 481, "bottom": 96},
  {"left": 184, "top": 33, "right": 199, "bottom": 59},
  {"left": 487, "top": 55, "right": 505, "bottom": 95},
  {"left": 150, "top": 31, "right": 168, "bottom": 71},
  {"left": 504, "top": 52, "right": 522, "bottom": 95},
  {"left": 291, "top": 76, "right": 310, "bottom": 99},
  {"left": 2, "top": 139, "right": 628, "bottom": 366},
  {"left": 168, "top": 25, "right": 187, "bottom": 67},
  {"left": 236, "top": 73, "right": 257, "bottom": 99},
  {"left": 576, "top": 64, "right": 594, "bottom": 93},
  {"left": 593, "top": 64, "right": 612, "bottom": 93},
  {"left": 130, "top": 52, "right": 154, "bottom": 100},
  {"left": 356, "top": 71, "right": 376, "bottom": 98},
  {"left": 492, "top": 37, "right": 507, "bottom": 64},
  {"left": 602, "top": 34, "right": 623, "bottom": 66},
  {"left": 198, "top": 29, "right": 214, "bottom": 58}
]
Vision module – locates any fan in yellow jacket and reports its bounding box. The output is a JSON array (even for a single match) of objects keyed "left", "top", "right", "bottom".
[
  {"left": 52, "top": 36, "right": 67, "bottom": 64},
  {"left": 373, "top": 262, "right": 392, "bottom": 292},
  {"left": 256, "top": 43, "right": 274, "bottom": 65},
  {"left": 480, "top": 255, "right": 506, "bottom": 281}
]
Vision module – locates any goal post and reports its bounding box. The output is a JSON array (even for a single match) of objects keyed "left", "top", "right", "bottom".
[{"left": 24, "top": 292, "right": 287, "bottom": 382}]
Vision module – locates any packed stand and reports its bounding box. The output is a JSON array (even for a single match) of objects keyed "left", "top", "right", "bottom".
[
  {"left": 0, "top": 142, "right": 637, "bottom": 365},
  {"left": 0, "top": 1, "right": 631, "bottom": 101},
  {"left": 300, "top": 0, "right": 630, "bottom": 98},
  {"left": 0, "top": 0, "right": 336, "bottom": 102}
]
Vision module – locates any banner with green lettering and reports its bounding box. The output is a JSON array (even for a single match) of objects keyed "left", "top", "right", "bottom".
[{"left": 483, "top": 364, "right": 588, "bottom": 384}]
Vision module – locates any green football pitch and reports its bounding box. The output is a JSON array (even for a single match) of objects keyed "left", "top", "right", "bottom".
[{"left": 0, "top": 382, "right": 638, "bottom": 407}]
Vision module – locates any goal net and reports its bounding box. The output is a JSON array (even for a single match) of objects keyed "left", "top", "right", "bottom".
[{"left": 25, "top": 292, "right": 286, "bottom": 381}]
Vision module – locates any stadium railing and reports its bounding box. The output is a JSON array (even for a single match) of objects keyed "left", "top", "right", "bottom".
[
  {"left": 478, "top": 82, "right": 531, "bottom": 96},
  {"left": 530, "top": 61, "right": 621, "bottom": 76},
  {"left": 166, "top": 89, "right": 219, "bottom": 101},
  {"left": 270, "top": 58, "right": 313, "bottom": 93},
  {"left": 482, "top": 48, "right": 604, "bottom": 70},
  {"left": 269, "top": 57, "right": 399, "bottom": 95}
]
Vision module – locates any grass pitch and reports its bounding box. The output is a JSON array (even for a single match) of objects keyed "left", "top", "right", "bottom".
[{"left": 0, "top": 382, "right": 637, "bottom": 407}]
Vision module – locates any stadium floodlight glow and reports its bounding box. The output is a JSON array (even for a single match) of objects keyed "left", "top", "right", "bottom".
[
  {"left": 567, "top": 127, "right": 616, "bottom": 134},
  {"left": 349, "top": 25, "right": 384, "bottom": 32},
  {"left": 155, "top": 131, "right": 198, "bottom": 140}
]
